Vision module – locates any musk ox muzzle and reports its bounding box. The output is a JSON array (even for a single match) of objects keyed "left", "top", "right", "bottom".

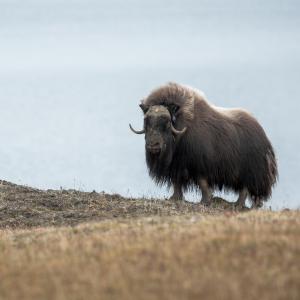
[{"left": 146, "top": 134, "right": 163, "bottom": 154}]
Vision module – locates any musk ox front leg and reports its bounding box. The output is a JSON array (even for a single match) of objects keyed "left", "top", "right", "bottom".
[
  {"left": 235, "top": 188, "right": 248, "bottom": 209},
  {"left": 199, "top": 179, "right": 213, "bottom": 205},
  {"left": 169, "top": 183, "right": 184, "bottom": 201}
]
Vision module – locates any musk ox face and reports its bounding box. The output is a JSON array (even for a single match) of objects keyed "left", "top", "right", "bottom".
[
  {"left": 144, "top": 105, "right": 172, "bottom": 155},
  {"left": 129, "top": 104, "right": 187, "bottom": 167}
]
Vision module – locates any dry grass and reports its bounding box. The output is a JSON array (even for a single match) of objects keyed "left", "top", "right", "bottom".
[{"left": 0, "top": 210, "right": 299, "bottom": 300}]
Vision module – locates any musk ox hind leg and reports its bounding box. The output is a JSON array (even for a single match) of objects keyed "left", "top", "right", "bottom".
[
  {"left": 234, "top": 188, "right": 248, "bottom": 209},
  {"left": 199, "top": 179, "right": 213, "bottom": 206},
  {"left": 169, "top": 183, "right": 184, "bottom": 201}
]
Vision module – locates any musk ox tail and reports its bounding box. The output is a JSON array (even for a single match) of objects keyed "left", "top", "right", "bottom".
[
  {"left": 267, "top": 148, "right": 278, "bottom": 187},
  {"left": 249, "top": 147, "right": 278, "bottom": 207}
]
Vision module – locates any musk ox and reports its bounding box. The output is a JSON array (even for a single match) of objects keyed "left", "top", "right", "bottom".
[{"left": 129, "top": 82, "right": 278, "bottom": 208}]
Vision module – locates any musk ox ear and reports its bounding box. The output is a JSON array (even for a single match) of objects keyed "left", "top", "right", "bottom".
[{"left": 139, "top": 102, "right": 149, "bottom": 114}]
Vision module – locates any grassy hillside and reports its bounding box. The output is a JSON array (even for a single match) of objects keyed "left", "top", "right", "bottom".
[{"left": 0, "top": 181, "right": 299, "bottom": 300}]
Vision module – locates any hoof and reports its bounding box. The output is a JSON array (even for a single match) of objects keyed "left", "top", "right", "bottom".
[
  {"left": 200, "top": 199, "right": 212, "bottom": 207},
  {"left": 234, "top": 203, "right": 250, "bottom": 211},
  {"left": 234, "top": 202, "right": 246, "bottom": 209},
  {"left": 169, "top": 195, "right": 185, "bottom": 202}
]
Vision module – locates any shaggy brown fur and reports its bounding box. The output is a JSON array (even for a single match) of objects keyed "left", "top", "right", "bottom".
[{"left": 137, "top": 82, "right": 278, "bottom": 207}]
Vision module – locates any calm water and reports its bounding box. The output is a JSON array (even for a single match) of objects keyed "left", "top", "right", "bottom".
[{"left": 0, "top": 0, "right": 299, "bottom": 209}]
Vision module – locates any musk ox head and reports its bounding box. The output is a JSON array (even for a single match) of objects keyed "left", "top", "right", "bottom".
[{"left": 129, "top": 104, "right": 186, "bottom": 168}]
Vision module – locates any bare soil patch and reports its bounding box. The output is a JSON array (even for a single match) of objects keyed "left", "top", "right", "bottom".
[{"left": 0, "top": 180, "right": 232, "bottom": 228}]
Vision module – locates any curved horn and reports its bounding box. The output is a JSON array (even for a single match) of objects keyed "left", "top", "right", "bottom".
[
  {"left": 171, "top": 124, "right": 187, "bottom": 135},
  {"left": 129, "top": 124, "right": 145, "bottom": 134}
]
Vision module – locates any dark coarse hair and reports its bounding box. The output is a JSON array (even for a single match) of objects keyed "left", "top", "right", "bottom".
[{"left": 142, "top": 82, "right": 278, "bottom": 204}]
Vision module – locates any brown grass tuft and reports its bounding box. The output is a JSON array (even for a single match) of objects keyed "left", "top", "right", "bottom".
[{"left": 0, "top": 181, "right": 299, "bottom": 300}]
